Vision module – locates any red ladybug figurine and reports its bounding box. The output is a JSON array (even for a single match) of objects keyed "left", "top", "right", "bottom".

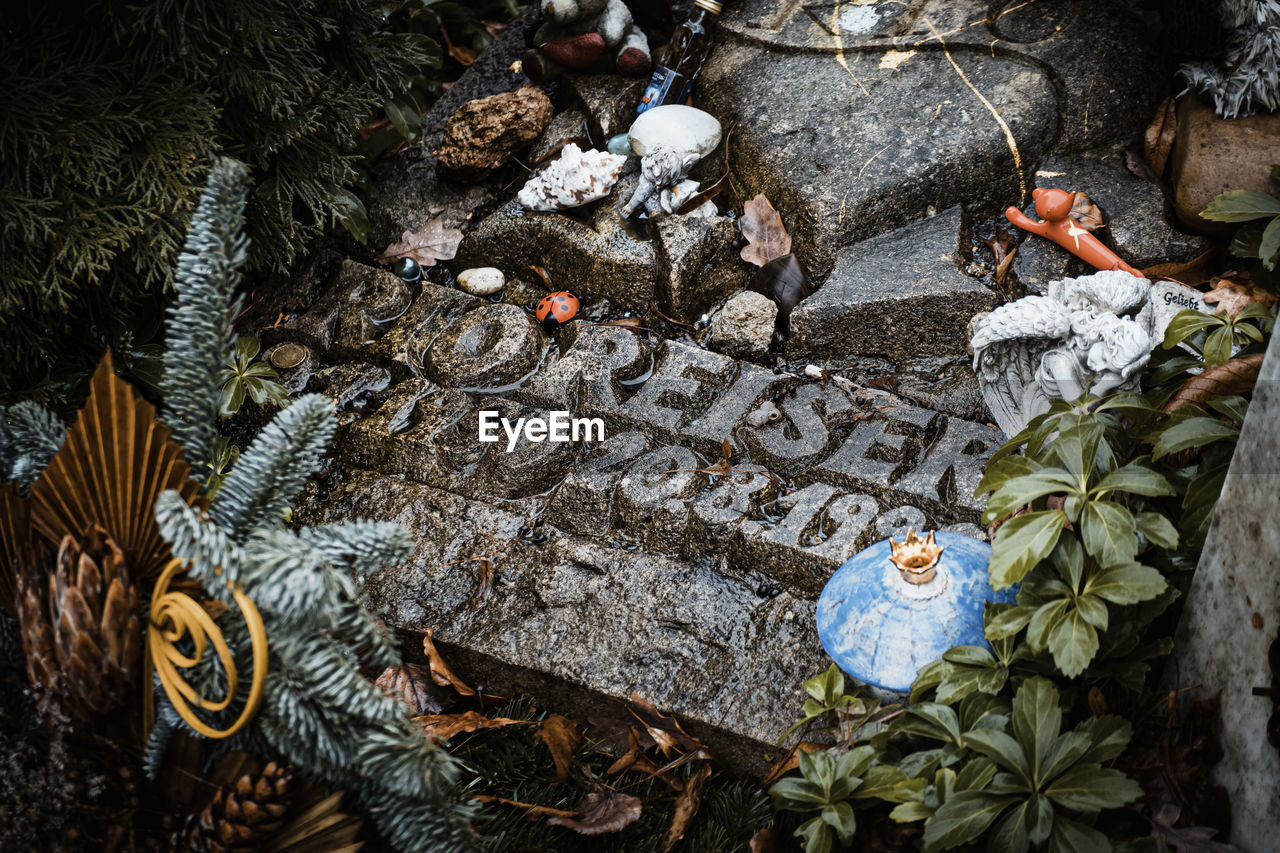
[{"left": 536, "top": 291, "right": 580, "bottom": 332}]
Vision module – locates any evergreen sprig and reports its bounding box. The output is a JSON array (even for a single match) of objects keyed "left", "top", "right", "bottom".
[
  {"left": 0, "top": 402, "right": 64, "bottom": 491},
  {"left": 163, "top": 157, "right": 250, "bottom": 473}
]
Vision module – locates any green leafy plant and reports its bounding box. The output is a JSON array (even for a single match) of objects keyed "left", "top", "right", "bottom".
[
  {"left": 779, "top": 663, "right": 899, "bottom": 746},
  {"left": 1200, "top": 166, "right": 1280, "bottom": 272},
  {"left": 203, "top": 437, "right": 241, "bottom": 501},
  {"left": 893, "top": 678, "right": 1140, "bottom": 852},
  {"left": 769, "top": 745, "right": 911, "bottom": 853},
  {"left": 217, "top": 337, "right": 289, "bottom": 417}
]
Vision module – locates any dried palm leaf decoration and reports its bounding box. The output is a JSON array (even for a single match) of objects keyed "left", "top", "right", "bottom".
[
  {"left": 0, "top": 483, "right": 28, "bottom": 616},
  {"left": 28, "top": 351, "right": 204, "bottom": 582}
]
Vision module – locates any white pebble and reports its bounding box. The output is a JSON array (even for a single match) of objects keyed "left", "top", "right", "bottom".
[{"left": 457, "top": 267, "right": 505, "bottom": 296}]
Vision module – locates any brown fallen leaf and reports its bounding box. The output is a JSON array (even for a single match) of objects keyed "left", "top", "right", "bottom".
[
  {"left": 1142, "top": 248, "right": 1221, "bottom": 287},
  {"left": 528, "top": 265, "right": 555, "bottom": 290},
  {"left": 606, "top": 727, "right": 644, "bottom": 775},
  {"left": 739, "top": 194, "right": 792, "bottom": 267},
  {"left": 1087, "top": 686, "right": 1108, "bottom": 717},
  {"left": 1124, "top": 146, "right": 1159, "bottom": 183},
  {"left": 539, "top": 715, "right": 583, "bottom": 783},
  {"left": 470, "top": 557, "right": 494, "bottom": 610},
  {"left": 1144, "top": 97, "right": 1178, "bottom": 179},
  {"left": 661, "top": 763, "right": 712, "bottom": 853},
  {"left": 423, "top": 628, "right": 476, "bottom": 697},
  {"left": 378, "top": 219, "right": 463, "bottom": 267},
  {"left": 546, "top": 791, "right": 643, "bottom": 835},
  {"left": 1069, "top": 192, "right": 1104, "bottom": 231},
  {"left": 749, "top": 826, "right": 779, "bottom": 852},
  {"left": 475, "top": 795, "right": 577, "bottom": 820},
  {"left": 677, "top": 122, "right": 735, "bottom": 215},
  {"left": 1163, "top": 354, "right": 1265, "bottom": 414},
  {"left": 374, "top": 663, "right": 454, "bottom": 715},
  {"left": 1202, "top": 274, "right": 1278, "bottom": 318},
  {"left": 761, "top": 741, "right": 826, "bottom": 787},
  {"left": 413, "top": 710, "right": 528, "bottom": 742},
  {"left": 440, "top": 26, "right": 478, "bottom": 67},
  {"left": 983, "top": 227, "right": 1018, "bottom": 286},
  {"left": 587, "top": 317, "right": 647, "bottom": 335},
  {"left": 629, "top": 694, "right": 705, "bottom": 758}
]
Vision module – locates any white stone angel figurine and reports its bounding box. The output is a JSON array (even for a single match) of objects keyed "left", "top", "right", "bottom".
[{"left": 970, "top": 270, "right": 1210, "bottom": 436}]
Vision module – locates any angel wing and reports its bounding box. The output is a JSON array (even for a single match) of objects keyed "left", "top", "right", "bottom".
[{"left": 970, "top": 296, "right": 1073, "bottom": 437}]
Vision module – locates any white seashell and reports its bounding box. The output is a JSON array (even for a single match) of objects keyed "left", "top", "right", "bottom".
[
  {"left": 627, "top": 105, "right": 722, "bottom": 161},
  {"left": 517, "top": 143, "right": 627, "bottom": 211},
  {"left": 456, "top": 267, "right": 505, "bottom": 296}
]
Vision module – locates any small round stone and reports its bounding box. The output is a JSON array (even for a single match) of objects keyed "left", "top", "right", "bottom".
[
  {"left": 456, "top": 267, "right": 506, "bottom": 296},
  {"left": 393, "top": 257, "right": 421, "bottom": 282}
]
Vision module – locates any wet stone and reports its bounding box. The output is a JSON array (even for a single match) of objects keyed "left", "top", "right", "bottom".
[
  {"left": 293, "top": 470, "right": 828, "bottom": 773},
  {"left": 566, "top": 74, "right": 646, "bottom": 142},
  {"left": 615, "top": 445, "right": 705, "bottom": 552},
  {"left": 424, "top": 303, "right": 545, "bottom": 391},
  {"left": 545, "top": 431, "right": 650, "bottom": 537},
  {"left": 736, "top": 484, "right": 880, "bottom": 597},
  {"left": 787, "top": 207, "right": 1001, "bottom": 361},
  {"left": 684, "top": 466, "right": 777, "bottom": 560},
  {"left": 307, "top": 363, "right": 391, "bottom": 413},
  {"left": 263, "top": 343, "right": 318, "bottom": 395},
  {"left": 529, "top": 106, "right": 591, "bottom": 163},
  {"left": 455, "top": 182, "right": 656, "bottom": 310},
  {"left": 365, "top": 283, "right": 482, "bottom": 378},
  {"left": 617, "top": 340, "right": 738, "bottom": 444},
  {"left": 276, "top": 260, "right": 412, "bottom": 358},
  {"left": 740, "top": 383, "right": 859, "bottom": 477},
  {"left": 654, "top": 215, "right": 747, "bottom": 322},
  {"left": 875, "top": 505, "right": 929, "bottom": 540}
]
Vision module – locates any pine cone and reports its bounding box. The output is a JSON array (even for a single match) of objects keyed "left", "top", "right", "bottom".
[
  {"left": 180, "top": 761, "right": 293, "bottom": 853},
  {"left": 16, "top": 524, "right": 142, "bottom": 719}
]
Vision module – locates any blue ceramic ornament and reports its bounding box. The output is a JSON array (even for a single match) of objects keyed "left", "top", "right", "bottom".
[{"left": 816, "top": 530, "right": 1017, "bottom": 694}]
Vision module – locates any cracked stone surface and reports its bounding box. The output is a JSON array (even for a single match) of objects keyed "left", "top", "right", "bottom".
[{"left": 277, "top": 0, "right": 1205, "bottom": 774}]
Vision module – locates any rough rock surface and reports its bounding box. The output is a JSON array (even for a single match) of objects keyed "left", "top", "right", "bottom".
[
  {"left": 268, "top": 0, "right": 1217, "bottom": 774},
  {"left": 437, "top": 85, "right": 553, "bottom": 183},
  {"left": 710, "top": 291, "right": 777, "bottom": 359},
  {"left": 786, "top": 207, "right": 1001, "bottom": 360},
  {"left": 1172, "top": 95, "right": 1280, "bottom": 234}
]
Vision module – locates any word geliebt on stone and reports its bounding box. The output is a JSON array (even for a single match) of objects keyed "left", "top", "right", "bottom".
[{"left": 478, "top": 410, "right": 605, "bottom": 452}]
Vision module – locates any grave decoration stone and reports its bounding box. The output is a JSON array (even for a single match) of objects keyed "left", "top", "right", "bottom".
[{"left": 1173, "top": 326, "right": 1280, "bottom": 852}]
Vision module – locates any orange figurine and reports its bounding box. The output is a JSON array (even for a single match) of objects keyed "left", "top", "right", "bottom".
[{"left": 1005, "top": 188, "right": 1143, "bottom": 278}]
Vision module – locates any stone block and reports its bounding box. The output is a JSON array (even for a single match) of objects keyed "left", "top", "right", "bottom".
[
  {"left": 654, "top": 215, "right": 748, "bottom": 322},
  {"left": 786, "top": 207, "right": 1002, "bottom": 361},
  {"left": 278, "top": 260, "right": 412, "bottom": 359},
  {"left": 423, "top": 303, "right": 546, "bottom": 391},
  {"left": 1172, "top": 96, "right": 1280, "bottom": 234}
]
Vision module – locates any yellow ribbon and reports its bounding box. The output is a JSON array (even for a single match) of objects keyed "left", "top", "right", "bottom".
[{"left": 144, "top": 558, "right": 268, "bottom": 739}]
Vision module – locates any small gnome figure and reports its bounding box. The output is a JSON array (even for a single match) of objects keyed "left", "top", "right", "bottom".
[{"left": 521, "top": 0, "right": 652, "bottom": 83}]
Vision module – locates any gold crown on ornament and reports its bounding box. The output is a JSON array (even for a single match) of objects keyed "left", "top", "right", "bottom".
[{"left": 889, "top": 529, "right": 944, "bottom": 584}]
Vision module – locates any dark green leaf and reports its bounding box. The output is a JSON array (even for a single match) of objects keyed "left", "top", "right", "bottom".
[
  {"left": 821, "top": 801, "right": 857, "bottom": 844},
  {"left": 964, "top": 730, "right": 1032, "bottom": 784},
  {"left": 796, "top": 816, "right": 834, "bottom": 853},
  {"left": 1200, "top": 189, "right": 1280, "bottom": 222},
  {"left": 1047, "top": 610, "right": 1099, "bottom": 677},
  {"left": 1074, "top": 594, "right": 1108, "bottom": 630},
  {"left": 1084, "top": 562, "right": 1168, "bottom": 605},
  {"left": 1012, "top": 677, "right": 1061, "bottom": 781},
  {"left": 988, "top": 801, "right": 1030, "bottom": 853},
  {"left": 1090, "top": 463, "right": 1175, "bottom": 499},
  {"left": 1027, "top": 599, "right": 1071, "bottom": 653},
  {"left": 923, "top": 792, "right": 1016, "bottom": 852},
  {"left": 1163, "top": 311, "right": 1221, "bottom": 348},
  {"left": 1074, "top": 716, "right": 1132, "bottom": 765},
  {"left": 1080, "top": 500, "right": 1137, "bottom": 567},
  {"left": 1152, "top": 416, "right": 1240, "bottom": 458},
  {"left": 985, "top": 604, "right": 1036, "bottom": 640},
  {"left": 891, "top": 801, "right": 934, "bottom": 822},
  {"left": 983, "top": 471, "right": 1080, "bottom": 524},
  {"left": 898, "top": 704, "right": 964, "bottom": 746},
  {"left": 990, "top": 511, "right": 1067, "bottom": 589},
  {"left": 1203, "top": 324, "right": 1234, "bottom": 367},
  {"left": 975, "top": 454, "right": 1040, "bottom": 498},
  {"left": 1135, "top": 512, "right": 1179, "bottom": 550},
  {"left": 1229, "top": 220, "right": 1267, "bottom": 259},
  {"left": 1048, "top": 816, "right": 1110, "bottom": 853},
  {"left": 1044, "top": 766, "right": 1141, "bottom": 811},
  {"left": 771, "top": 776, "right": 828, "bottom": 807}
]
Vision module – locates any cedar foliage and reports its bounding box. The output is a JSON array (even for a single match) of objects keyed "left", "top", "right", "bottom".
[{"left": 0, "top": 0, "right": 438, "bottom": 401}]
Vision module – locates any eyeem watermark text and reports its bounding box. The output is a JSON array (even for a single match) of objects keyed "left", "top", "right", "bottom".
[{"left": 478, "top": 410, "right": 605, "bottom": 452}]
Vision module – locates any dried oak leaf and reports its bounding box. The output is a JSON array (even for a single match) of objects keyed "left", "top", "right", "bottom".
[
  {"left": 546, "top": 791, "right": 643, "bottom": 835},
  {"left": 1203, "top": 274, "right": 1278, "bottom": 318},
  {"left": 752, "top": 254, "right": 813, "bottom": 323},
  {"left": 1144, "top": 97, "right": 1178, "bottom": 179},
  {"left": 1164, "top": 354, "right": 1265, "bottom": 413},
  {"left": 661, "top": 763, "right": 712, "bottom": 853},
  {"left": 422, "top": 628, "right": 476, "bottom": 697},
  {"left": 750, "top": 827, "right": 779, "bottom": 852},
  {"left": 629, "top": 693, "right": 705, "bottom": 758},
  {"left": 1069, "top": 192, "right": 1104, "bottom": 232},
  {"left": 374, "top": 663, "right": 453, "bottom": 715},
  {"left": 413, "top": 710, "right": 528, "bottom": 742},
  {"left": 539, "top": 714, "right": 583, "bottom": 783},
  {"left": 740, "top": 194, "right": 792, "bottom": 267},
  {"left": 377, "top": 219, "right": 463, "bottom": 267}
]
